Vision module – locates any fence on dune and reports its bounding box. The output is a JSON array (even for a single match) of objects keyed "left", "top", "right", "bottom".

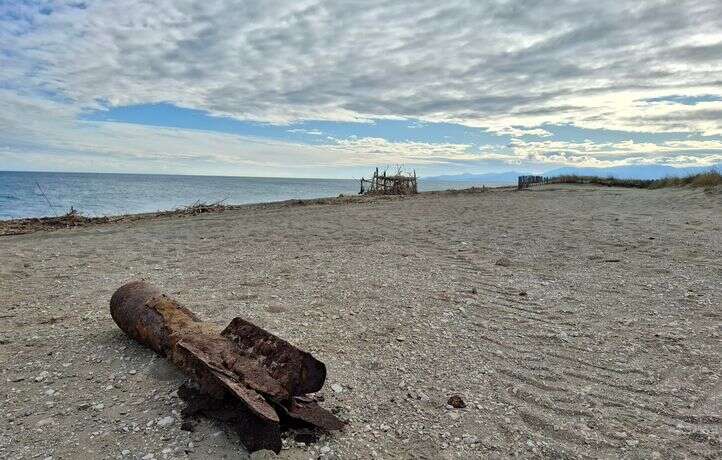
[{"left": 517, "top": 175, "right": 548, "bottom": 190}]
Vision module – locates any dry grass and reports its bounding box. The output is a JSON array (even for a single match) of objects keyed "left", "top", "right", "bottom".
[
  {"left": 691, "top": 170, "right": 722, "bottom": 187},
  {"left": 550, "top": 170, "right": 721, "bottom": 190},
  {"left": 648, "top": 170, "right": 721, "bottom": 189},
  {"left": 552, "top": 175, "right": 654, "bottom": 188}
]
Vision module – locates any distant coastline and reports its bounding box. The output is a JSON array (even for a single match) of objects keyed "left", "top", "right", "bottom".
[{"left": 425, "top": 163, "right": 722, "bottom": 182}]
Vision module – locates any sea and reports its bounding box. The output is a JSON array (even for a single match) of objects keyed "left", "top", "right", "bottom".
[{"left": 0, "top": 171, "right": 510, "bottom": 220}]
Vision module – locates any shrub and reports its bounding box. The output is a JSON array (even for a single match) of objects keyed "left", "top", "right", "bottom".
[
  {"left": 689, "top": 170, "right": 722, "bottom": 188},
  {"left": 548, "top": 170, "right": 721, "bottom": 190}
]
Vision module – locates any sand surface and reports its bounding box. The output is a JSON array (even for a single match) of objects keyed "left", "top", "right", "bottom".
[{"left": 1, "top": 185, "right": 720, "bottom": 459}]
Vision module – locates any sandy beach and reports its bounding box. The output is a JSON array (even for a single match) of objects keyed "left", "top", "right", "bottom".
[{"left": 1, "top": 184, "right": 720, "bottom": 459}]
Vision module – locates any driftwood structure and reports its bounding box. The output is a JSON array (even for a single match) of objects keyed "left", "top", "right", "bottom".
[
  {"left": 110, "top": 281, "right": 343, "bottom": 453},
  {"left": 360, "top": 168, "right": 418, "bottom": 195}
]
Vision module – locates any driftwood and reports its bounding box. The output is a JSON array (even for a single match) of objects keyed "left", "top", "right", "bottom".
[
  {"left": 109, "top": 281, "right": 344, "bottom": 453},
  {"left": 360, "top": 167, "right": 418, "bottom": 195}
]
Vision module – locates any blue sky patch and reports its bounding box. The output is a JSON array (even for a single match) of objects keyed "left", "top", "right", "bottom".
[
  {"left": 83, "top": 102, "right": 705, "bottom": 149},
  {"left": 83, "top": 103, "right": 521, "bottom": 146},
  {"left": 642, "top": 95, "right": 722, "bottom": 106}
]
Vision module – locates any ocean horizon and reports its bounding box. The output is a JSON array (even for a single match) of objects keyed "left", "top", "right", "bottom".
[{"left": 0, "top": 170, "right": 510, "bottom": 220}]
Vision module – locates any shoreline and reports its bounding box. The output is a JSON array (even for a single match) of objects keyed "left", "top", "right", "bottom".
[{"left": 0, "top": 185, "right": 499, "bottom": 236}]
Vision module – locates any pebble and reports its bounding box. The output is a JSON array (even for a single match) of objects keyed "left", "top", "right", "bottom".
[
  {"left": 121, "top": 450, "right": 130, "bottom": 456},
  {"left": 463, "top": 435, "right": 479, "bottom": 445},
  {"left": 35, "top": 371, "right": 50, "bottom": 382},
  {"left": 447, "top": 395, "right": 466, "bottom": 408},
  {"left": 92, "top": 403, "right": 104, "bottom": 411},
  {"left": 157, "top": 416, "right": 175, "bottom": 427},
  {"left": 331, "top": 384, "right": 344, "bottom": 394}
]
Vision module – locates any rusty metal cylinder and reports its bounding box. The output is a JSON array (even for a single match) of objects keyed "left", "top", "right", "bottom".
[
  {"left": 109, "top": 280, "right": 203, "bottom": 356},
  {"left": 109, "top": 280, "right": 344, "bottom": 453}
]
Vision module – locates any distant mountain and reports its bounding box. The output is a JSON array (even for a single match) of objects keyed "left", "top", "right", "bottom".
[
  {"left": 423, "top": 171, "right": 530, "bottom": 182},
  {"left": 425, "top": 163, "right": 720, "bottom": 182}
]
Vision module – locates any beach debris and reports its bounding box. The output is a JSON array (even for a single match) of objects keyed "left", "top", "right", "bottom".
[
  {"left": 109, "top": 281, "right": 344, "bottom": 453},
  {"left": 360, "top": 167, "right": 418, "bottom": 195},
  {"left": 447, "top": 395, "right": 466, "bottom": 409},
  {"left": 179, "top": 199, "right": 227, "bottom": 215}
]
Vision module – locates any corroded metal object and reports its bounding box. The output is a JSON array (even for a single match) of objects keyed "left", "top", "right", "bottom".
[{"left": 110, "top": 280, "right": 344, "bottom": 453}]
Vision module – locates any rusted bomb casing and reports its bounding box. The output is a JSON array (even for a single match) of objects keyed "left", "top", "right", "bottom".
[
  {"left": 110, "top": 281, "right": 211, "bottom": 355},
  {"left": 109, "top": 280, "right": 343, "bottom": 453}
]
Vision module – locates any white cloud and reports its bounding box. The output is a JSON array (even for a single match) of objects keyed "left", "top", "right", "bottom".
[
  {"left": 0, "top": 90, "right": 474, "bottom": 174},
  {"left": 0, "top": 87, "right": 477, "bottom": 170},
  {"left": 3, "top": 1, "right": 722, "bottom": 132},
  {"left": 2, "top": 89, "right": 721, "bottom": 176},
  {"left": 2, "top": 0, "right": 722, "bottom": 173},
  {"left": 503, "top": 138, "right": 722, "bottom": 167},
  {"left": 287, "top": 128, "right": 324, "bottom": 136},
  {"left": 327, "top": 137, "right": 475, "bottom": 165},
  {"left": 490, "top": 127, "right": 553, "bottom": 138}
]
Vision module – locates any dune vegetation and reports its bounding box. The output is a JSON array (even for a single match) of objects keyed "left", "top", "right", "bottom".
[{"left": 548, "top": 170, "right": 721, "bottom": 190}]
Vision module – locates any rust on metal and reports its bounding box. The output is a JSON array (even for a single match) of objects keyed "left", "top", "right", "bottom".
[{"left": 110, "top": 280, "right": 344, "bottom": 453}]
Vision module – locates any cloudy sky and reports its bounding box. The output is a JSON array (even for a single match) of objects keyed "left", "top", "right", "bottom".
[{"left": 2, "top": 0, "right": 722, "bottom": 177}]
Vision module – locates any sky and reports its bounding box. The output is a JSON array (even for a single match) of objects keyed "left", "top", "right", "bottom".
[{"left": 1, "top": 1, "right": 722, "bottom": 178}]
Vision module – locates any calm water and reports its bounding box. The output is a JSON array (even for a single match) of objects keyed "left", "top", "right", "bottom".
[{"left": 0, "top": 171, "right": 508, "bottom": 220}]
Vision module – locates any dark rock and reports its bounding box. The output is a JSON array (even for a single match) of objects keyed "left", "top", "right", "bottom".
[
  {"left": 294, "top": 430, "right": 319, "bottom": 445},
  {"left": 180, "top": 420, "right": 196, "bottom": 432},
  {"left": 447, "top": 395, "right": 466, "bottom": 409}
]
